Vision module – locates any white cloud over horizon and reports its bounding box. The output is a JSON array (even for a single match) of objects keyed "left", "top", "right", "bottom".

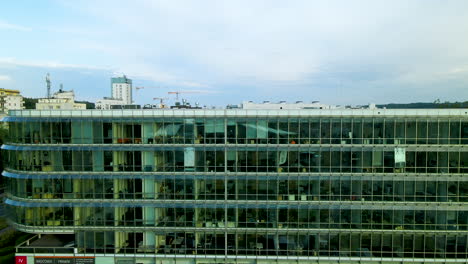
[
  {"left": 0, "top": 75, "right": 11, "bottom": 81},
  {"left": 0, "top": 20, "right": 32, "bottom": 31},
  {"left": 0, "top": 57, "right": 110, "bottom": 71},
  {"left": 63, "top": 1, "right": 468, "bottom": 84}
]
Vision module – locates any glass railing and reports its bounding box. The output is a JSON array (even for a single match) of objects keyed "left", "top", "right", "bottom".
[
  {"left": 9, "top": 218, "right": 468, "bottom": 231},
  {"left": 6, "top": 136, "right": 468, "bottom": 145}
]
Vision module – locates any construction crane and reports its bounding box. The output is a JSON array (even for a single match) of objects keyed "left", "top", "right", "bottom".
[
  {"left": 135, "top": 86, "right": 164, "bottom": 95},
  {"left": 168, "top": 91, "right": 204, "bottom": 100},
  {"left": 135, "top": 86, "right": 144, "bottom": 91},
  {"left": 45, "top": 73, "right": 51, "bottom": 98}
]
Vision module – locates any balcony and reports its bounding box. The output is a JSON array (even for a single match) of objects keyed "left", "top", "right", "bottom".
[{"left": 16, "top": 234, "right": 75, "bottom": 254}]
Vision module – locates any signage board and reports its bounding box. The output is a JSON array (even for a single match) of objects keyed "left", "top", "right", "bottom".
[{"left": 34, "top": 257, "right": 94, "bottom": 264}]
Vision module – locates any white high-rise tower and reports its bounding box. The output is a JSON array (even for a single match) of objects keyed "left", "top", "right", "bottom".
[{"left": 111, "top": 75, "right": 132, "bottom": 105}]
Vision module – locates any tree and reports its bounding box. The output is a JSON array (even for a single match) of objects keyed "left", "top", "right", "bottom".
[{"left": 0, "top": 125, "right": 7, "bottom": 187}]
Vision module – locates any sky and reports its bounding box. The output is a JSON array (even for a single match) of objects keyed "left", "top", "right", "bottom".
[{"left": 1, "top": 0, "right": 468, "bottom": 107}]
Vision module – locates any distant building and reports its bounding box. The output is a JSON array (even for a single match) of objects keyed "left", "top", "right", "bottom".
[
  {"left": 35, "top": 90, "right": 86, "bottom": 110},
  {"left": 242, "top": 100, "right": 339, "bottom": 110},
  {"left": 96, "top": 97, "right": 128, "bottom": 110},
  {"left": 0, "top": 88, "right": 25, "bottom": 113},
  {"left": 96, "top": 75, "right": 133, "bottom": 109},
  {"left": 112, "top": 75, "right": 132, "bottom": 105}
]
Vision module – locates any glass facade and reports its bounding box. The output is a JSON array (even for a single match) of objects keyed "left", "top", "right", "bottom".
[{"left": 3, "top": 109, "right": 468, "bottom": 263}]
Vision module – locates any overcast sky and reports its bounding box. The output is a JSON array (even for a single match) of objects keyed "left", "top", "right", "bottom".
[{"left": 1, "top": 0, "right": 468, "bottom": 107}]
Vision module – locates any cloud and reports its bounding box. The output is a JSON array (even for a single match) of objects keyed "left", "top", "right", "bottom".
[
  {"left": 0, "top": 75, "right": 11, "bottom": 81},
  {"left": 0, "top": 20, "right": 32, "bottom": 31},
  {"left": 448, "top": 65, "right": 468, "bottom": 75},
  {"left": 0, "top": 57, "right": 209, "bottom": 90},
  {"left": 60, "top": 1, "right": 324, "bottom": 83},
  {"left": 68, "top": 0, "right": 468, "bottom": 86},
  {"left": 111, "top": 63, "right": 211, "bottom": 89},
  {"left": 0, "top": 58, "right": 110, "bottom": 71},
  {"left": 179, "top": 81, "right": 209, "bottom": 88},
  {"left": 4, "top": 1, "right": 468, "bottom": 105}
]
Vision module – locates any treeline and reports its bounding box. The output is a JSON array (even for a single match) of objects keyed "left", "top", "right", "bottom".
[
  {"left": 0, "top": 127, "right": 7, "bottom": 187},
  {"left": 377, "top": 101, "right": 468, "bottom": 109}
]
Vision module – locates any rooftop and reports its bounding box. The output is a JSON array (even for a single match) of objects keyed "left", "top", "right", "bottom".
[
  {"left": 5, "top": 108, "right": 468, "bottom": 119},
  {"left": 0, "top": 88, "right": 20, "bottom": 94}
]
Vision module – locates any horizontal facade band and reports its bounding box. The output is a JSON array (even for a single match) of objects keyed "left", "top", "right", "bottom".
[
  {"left": 3, "top": 143, "right": 468, "bottom": 152},
  {"left": 4, "top": 170, "right": 468, "bottom": 181},
  {"left": 10, "top": 222, "right": 468, "bottom": 235},
  {"left": 6, "top": 108, "right": 468, "bottom": 118},
  {"left": 5, "top": 197, "right": 468, "bottom": 210},
  {"left": 11, "top": 252, "right": 468, "bottom": 264}
]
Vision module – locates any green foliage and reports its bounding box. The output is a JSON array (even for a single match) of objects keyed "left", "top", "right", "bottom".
[
  {"left": 0, "top": 229, "right": 16, "bottom": 249},
  {"left": 0, "top": 222, "right": 33, "bottom": 249},
  {"left": 0, "top": 252, "right": 15, "bottom": 264},
  {"left": 76, "top": 100, "right": 95, "bottom": 109},
  {"left": 0, "top": 218, "right": 8, "bottom": 230},
  {"left": 23, "top": 97, "right": 38, "bottom": 109},
  {"left": 0, "top": 126, "right": 8, "bottom": 144},
  {"left": 0, "top": 246, "right": 14, "bottom": 256},
  {"left": 377, "top": 101, "right": 468, "bottom": 109},
  {"left": 0, "top": 126, "right": 7, "bottom": 187},
  {"left": 0, "top": 229, "right": 33, "bottom": 261}
]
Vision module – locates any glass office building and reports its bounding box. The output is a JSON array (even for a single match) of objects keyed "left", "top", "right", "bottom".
[{"left": 3, "top": 108, "right": 468, "bottom": 264}]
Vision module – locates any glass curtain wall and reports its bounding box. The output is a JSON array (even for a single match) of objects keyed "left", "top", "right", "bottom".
[{"left": 4, "top": 114, "right": 468, "bottom": 260}]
